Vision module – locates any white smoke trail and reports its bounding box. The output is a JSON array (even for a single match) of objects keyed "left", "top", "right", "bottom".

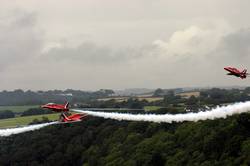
[
  {"left": 0, "top": 121, "right": 58, "bottom": 137},
  {"left": 73, "top": 101, "right": 250, "bottom": 123}
]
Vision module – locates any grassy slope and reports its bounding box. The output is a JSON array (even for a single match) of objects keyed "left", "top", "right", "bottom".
[
  {"left": 0, "top": 113, "right": 59, "bottom": 128},
  {"left": 144, "top": 106, "right": 163, "bottom": 111}
]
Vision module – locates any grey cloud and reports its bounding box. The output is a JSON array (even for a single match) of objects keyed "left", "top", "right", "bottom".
[
  {"left": 13, "top": 11, "right": 37, "bottom": 27},
  {"left": 219, "top": 29, "right": 250, "bottom": 58},
  {"left": 0, "top": 11, "right": 43, "bottom": 71},
  {"left": 154, "top": 26, "right": 250, "bottom": 66},
  {"left": 42, "top": 42, "right": 151, "bottom": 65},
  {"left": 3, "top": 1, "right": 250, "bottom": 90},
  {"left": 208, "top": 28, "right": 250, "bottom": 67}
]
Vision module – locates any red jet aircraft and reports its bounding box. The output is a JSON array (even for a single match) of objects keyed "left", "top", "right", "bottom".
[
  {"left": 224, "top": 67, "right": 249, "bottom": 79},
  {"left": 41, "top": 102, "right": 69, "bottom": 112},
  {"left": 41, "top": 102, "right": 88, "bottom": 123},
  {"left": 60, "top": 113, "right": 88, "bottom": 123}
]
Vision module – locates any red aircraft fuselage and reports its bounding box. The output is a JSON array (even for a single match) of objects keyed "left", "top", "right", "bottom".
[
  {"left": 60, "top": 113, "right": 88, "bottom": 122},
  {"left": 41, "top": 102, "right": 69, "bottom": 112},
  {"left": 224, "top": 67, "right": 248, "bottom": 79}
]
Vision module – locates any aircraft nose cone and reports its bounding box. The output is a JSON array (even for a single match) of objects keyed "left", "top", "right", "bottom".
[{"left": 41, "top": 105, "right": 46, "bottom": 108}]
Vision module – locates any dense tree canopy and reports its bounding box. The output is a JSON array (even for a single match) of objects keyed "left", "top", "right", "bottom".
[
  {"left": 0, "top": 113, "right": 249, "bottom": 166},
  {"left": 0, "top": 87, "right": 250, "bottom": 165}
]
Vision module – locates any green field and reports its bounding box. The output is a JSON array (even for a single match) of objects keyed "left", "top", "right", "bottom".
[
  {"left": 144, "top": 106, "right": 163, "bottom": 111},
  {"left": 0, "top": 113, "right": 59, "bottom": 128},
  {"left": 0, "top": 105, "right": 40, "bottom": 113}
]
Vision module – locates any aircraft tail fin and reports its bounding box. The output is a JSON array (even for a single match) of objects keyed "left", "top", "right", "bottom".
[
  {"left": 61, "top": 113, "right": 70, "bottom": 122},
  {"left": 64, "top": 102, "right": 69, "bottom": 109},
  {"left": 242, "top": 69, "right": 247, "bottom": 74}
]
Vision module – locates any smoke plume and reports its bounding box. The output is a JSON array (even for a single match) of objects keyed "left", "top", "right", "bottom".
[
  {"left": 0, "top": 121, "right": 58, "bottom": 137},
  {"left": 73, "top": 101, "right": 250, "bottom": 123}
]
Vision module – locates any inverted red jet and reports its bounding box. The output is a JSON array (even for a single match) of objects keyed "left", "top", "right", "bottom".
[
  {"left": 224, "top": 67, "right": 248, "bottom": 79},
  {"left": 41, "top": 102, "right": 69, "bottom": 112},
  {"left": 60, "top": 113, "right": 88, "bottom": 123}
]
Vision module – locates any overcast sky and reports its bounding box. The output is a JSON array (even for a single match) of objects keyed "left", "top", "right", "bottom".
[{"left": 1, "top": 0, "right": 250, "bottom": 91}]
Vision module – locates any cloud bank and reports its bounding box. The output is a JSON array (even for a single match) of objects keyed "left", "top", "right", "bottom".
[{"left": 1, "top": 1, "right": 250, "bottom": 90}]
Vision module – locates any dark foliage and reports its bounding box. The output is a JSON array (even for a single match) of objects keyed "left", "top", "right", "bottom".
[
  {"left": 29, "top": 116, "right": 51, "bottom": 125},
  {"left": 0, "top": 110, "right": 15, "bottom": 119},
  {"left": 0, "top": 114, "right": 249, "bottom": 166},
  {"left": 88, "top": 98, "right": 148, "bottom": 110},
  {"left": 200, "top": 88, "right": 250, "bottom": 104},
  {"left": 21, "top": 108, "right": 53, "bottom": 116}
]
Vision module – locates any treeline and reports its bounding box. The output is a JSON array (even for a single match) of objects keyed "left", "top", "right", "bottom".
[
  {"left": 200, "top": 88, "right": 250, "bottom": 104},
  {"left": 0, "top": 89, "right": 114, "bottom": 106},
  {"left": 86, "top": 87, "right": 250, "bottom": 113},
  {"left": 151, "top": 87, "right": 250, "bottom": 112},
  {"left": 161, "top": 88, "right": 250, "bottom": 106},
  {"left": 21, "top": 108, "right": 53, "bottom": 117},
  {"left": 1, "top": 87, "right": 250, "bottom": 107},
  {"left": 1, "top": 87, "right": 250, "bottom": 119},
  {"left": 88, "top": 98, "right": 149, "bottom": 109},
  {"left": 0, "top": 110, "right": 15, "bottom": 119},
  {"left": 0, "top": 113, "right": 249, "bottom": 165},
  {"left": 29, "top": 116, "right": 51, "bottom": 125},
  {"left": 0, "top": 108, "right": 53, "bottom": 119}
]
